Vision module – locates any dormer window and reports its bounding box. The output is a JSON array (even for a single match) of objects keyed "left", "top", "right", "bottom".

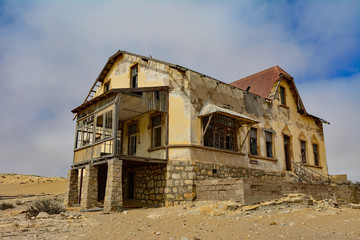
[
  {"left": 104, "top": 82, "right": 110, "bottom": 92},
  {"left": 131, "top": 64, "right": 138, "bottom": 88},
  {"left": 280, "top": 86, "right": 286, "bottom": 105}
]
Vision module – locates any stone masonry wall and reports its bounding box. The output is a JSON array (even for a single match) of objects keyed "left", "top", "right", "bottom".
[
  {"left": 64, "top": 169, "right": 79, "bottom": 207},
  {"left": 164, "top": 160, "right": 285, "bottom": 206},
  {"left": 196, "top": 178, "right": 360, "bottom": 205},
  {"left": 123, "top": 164, "right": 166, "bottom": 207}
]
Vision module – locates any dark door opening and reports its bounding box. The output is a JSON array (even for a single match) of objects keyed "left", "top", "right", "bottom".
[
  {"left": 97, "top": 164, "right": 108, "bottom": 202},
  {"left": 284, "top": 135, "right": 292, "bottom": 171},
  {"left": 128, "top": 172, "right": 135, "bottom": 199}
]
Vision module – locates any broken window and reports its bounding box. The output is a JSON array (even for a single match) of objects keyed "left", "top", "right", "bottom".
[
  {"left": 265, "top": 131, "right": 273, "bottom": 158},
  {"left": 129, "top": 123, "right": 137, "bottom": 155},
  {"left": 280, "top": 86, "right": 286, "bottom": 105},
  {"left": 313, "top": 144, "right": 319, "bottom": 166},
  {"left": 131, "top": 64, "right": 138, "bottom": 88},
  {"left": 95, "top": 110, "right": 112, "bottom": 143},
  {"left": 76, "top": 115, "right": 94, "bottom": 148},
  {"left": 249, "top": 128, "right": 258, "bottom": 155},
  {"left": 152, "top": 114, "right": 162, "bottom": 148},
  {"left": 202, "top": 114, "right": 235, "bottom": 151},
  {"left": 300, "top": 140, "right": 307, "bottom": 164}
]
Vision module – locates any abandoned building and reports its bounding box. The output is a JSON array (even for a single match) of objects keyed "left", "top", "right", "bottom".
[{"left": 64, "top": 50, "right": 332, "bottom": 211}]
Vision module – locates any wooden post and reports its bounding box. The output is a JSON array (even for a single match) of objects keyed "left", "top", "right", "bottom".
[
  {"left": 112, "top": 93, "right": 121, "bottom": 155},
  {"left": 200, "top": 114, "right": 213, "bottom": 145}
]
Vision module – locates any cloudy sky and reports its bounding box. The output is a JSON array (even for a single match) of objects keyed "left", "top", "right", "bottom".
[{"left": 0, "top": 0, "right": 359, "bottom": 181}]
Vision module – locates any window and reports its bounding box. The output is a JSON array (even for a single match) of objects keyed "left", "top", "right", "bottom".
[
  {"left": 130, "top": 64, "right": 138, "bottom": 88},
  {"left": 300, "top": 140, "right": 307, "bottom": 164},
  {"left": 202, "top": 114, "right": 235, "bottom": 150},
  {"left": 152, "top": 115, "right": 162, "bottom": 148},
  {"left": 265, "top": 131, "right": 273, "bottom": 158},
  {"left": 76, "top": 116, "right": 94, "bottom": 148},
  {"left": 313, "top": 144, "right": 319, "bottom": 166},
  {"left": 249, "top": 128, "right": 258, "bottom": 155},
  {"left": 95, "top": 110, "right": 112, "bottom": 142},
  {"left": 104, "top": 82, "right": 110, "bottom": 92},
  {"left": 129, "top": 123, "right": 137, "bottom": 155},
  {"left": 280, "top": 86, "right": 286, "bottom": 105}
]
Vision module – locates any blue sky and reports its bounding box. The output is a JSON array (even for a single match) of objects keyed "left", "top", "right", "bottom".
[{"left": 0, "top": 0, "right": 359, "bottom": 181}]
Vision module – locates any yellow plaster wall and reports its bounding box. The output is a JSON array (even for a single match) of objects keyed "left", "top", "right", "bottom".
[
  {"left": 121, "top": 111, "right": 166, "bottom": 160},
  {"left": 94, "top": 55, "right": 169, "bottom": 97},
  {"left": 186, "top": 71, "right": 328, "bottom": 176}
]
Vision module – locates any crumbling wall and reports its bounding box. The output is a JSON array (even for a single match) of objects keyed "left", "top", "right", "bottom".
[{"left": 196, "top": 178, "right": 360, "bottom": 205}]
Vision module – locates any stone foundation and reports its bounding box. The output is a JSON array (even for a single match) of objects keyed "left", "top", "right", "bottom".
[
  {"left": 81, "top": 165, "right": 98, "bottom": 209},
  {"left": 64, "top": 169, "right": 79, "bottom": 207},
  {"left": 104, "top": 159, "right": 123, "bottom": 212}
]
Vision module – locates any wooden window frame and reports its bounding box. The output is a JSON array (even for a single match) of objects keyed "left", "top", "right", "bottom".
[
  {"left": 280, "top": 86, "right": 286, "bottom": 105},
  {"left": 128, "top": 122, "right": 138, "bottom": 155},
  {"left": 104, "top": 81, "right": 110, "bottom": 93},
  {"left": 202, "top": 114, "right": 236, "bottom": 151},
  {"left": 265, "top": 131, "right": 273, "bottom": 158},
  {"left": 313, "top": 143, "right": 319, "bottom": 166},
  {"left": 249, "top": 127, "right": 258, "bottom": 156},
  {"left": 300, "top": 140, "right": 307, "bottom": 164},
  {"left": 130, "top": 64, "right": 138, "bottom": 88},
  {"left": 151, "top": 113, "right": 162, "bottom": 148}
]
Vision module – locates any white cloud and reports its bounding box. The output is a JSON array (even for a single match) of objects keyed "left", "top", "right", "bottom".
[{"left": 0, "top": 0, "right": 359, "bottom": 179}]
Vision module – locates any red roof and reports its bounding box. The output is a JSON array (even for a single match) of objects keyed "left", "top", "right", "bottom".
[{"left": 230, "top": 65, "right": 293, "bottom": 99}]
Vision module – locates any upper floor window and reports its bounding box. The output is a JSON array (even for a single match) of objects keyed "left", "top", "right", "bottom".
[
  {"left": 300, "top": 140, "right": 307, "bottom": 164},
  {"left": 76, "top": 115, "right": 94, "bottom": 148},
  {"left": 104, "top": 82, "right": 110, "bottom": 92},
  {"left": 249, "top": 128, "right": 258, "bottom": 155},
  {"left": 265, "top": 131, "right": 273, "bottom": 158},
  {"left": 202, "top": 114, "right": 235, "bottom": 150},
  {"left": 152, "top": 114, "right": 162, "bottom": 148},
  {"left": 131, "top": 64, "right": 138, "bottom": 88},
  {"left": 129, "top": 123, "right": 137, "bottom": 155},
  {"left": 280, "top": 86, "right": 286, "bottom": 105},
  {"left": 313, "top": 144, "right": 319, "bottom": 166}
]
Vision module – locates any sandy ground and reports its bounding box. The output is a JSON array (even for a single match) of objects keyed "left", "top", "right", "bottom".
[
  {"left": 0, "top": 173, "right": 360, "bottom": 240},
  {"left": 0, "top": 174, "right": 66, "bottom": 198}
]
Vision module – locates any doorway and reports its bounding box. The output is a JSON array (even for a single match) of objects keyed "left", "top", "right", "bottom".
[
  {"left": 128, "top": 172, "right": 135, "bottom": 199},
  {"left": 284, "top": 135, "right": 292, "bottom": 171},
  {"left": 97, "top": 164, "right": 108, "bottom": 202}
]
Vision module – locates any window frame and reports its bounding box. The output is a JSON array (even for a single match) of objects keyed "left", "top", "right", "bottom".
[
  {"left": 249, "top": 127, "right": 258, "bottom": 156},
  {"left": 300, "top": 140, "right": 307, "bottom": 164},
  {"left": 265, "top": 131, "right": 273, "bottom": 158},
  {"left": 202, "top": 114, "right": 237, "bottom": 151},
  {"left": 104, "top": 81, "right": 110, "bottom": 92},
  {"left": 151, "top": 114, "right": 162, "bottom": 148},
  {"left": 128, "top": 122, "right": 137, "bottom": 155},
  {"left": 130, "top": 64, "right": 138, "bottom": 88},
  {"left": 313, "top": 143, "right": 319, "bottom": 166},
  {"left": 280, "top": 86, "right": 286, "bottom": 105}
]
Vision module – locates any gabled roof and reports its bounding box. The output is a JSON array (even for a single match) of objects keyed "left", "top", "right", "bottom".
[{"left": 230, "top": 65, "right": 293, "bottom": 99}]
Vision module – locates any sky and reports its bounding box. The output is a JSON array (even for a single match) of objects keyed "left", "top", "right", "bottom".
[{"left": 0, "top": 0, "right": 359, "bottom": 181}]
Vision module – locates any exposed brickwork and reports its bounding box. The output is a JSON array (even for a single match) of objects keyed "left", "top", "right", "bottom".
[
  {"left": 64, "top": 169, "right": 79, "bottom": 207},
  {"left": 104, "top": 159, "right": 123, "bottom": 212}
]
